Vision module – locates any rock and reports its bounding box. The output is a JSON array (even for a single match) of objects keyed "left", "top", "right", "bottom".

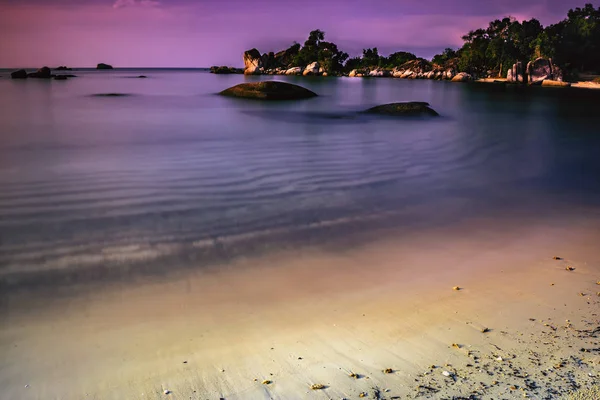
[
  {"left": 349, "top": 69, "right": 359, "bottom": 77},
  {"left": 507, "top": 68, "right": 513, "bottom": 82},
  {"left": 210, "top": 66, "right": 243, "bottom": 74},
  {"left": 369, "top": 69, "right": 391, "bottom": 77},
  {"left": 442, "top": 371, "right": 452, "bottom": 377},
  {"left": 54, "top": 75, "right": 68, "bottom": 80},
  {"left": 383, "top": 368, "right": 393, "bottom": 373},
  {"left": 243, "top": 48, "right": 263, "bottom": 75},
  {"left": 364, "top": 102, "right": 439, "bottom": 117},
  {"left": 91, "top": 93, "right": 131, "bottom": 97},
  {"left": 322, "top": 72, "right": 328, "bottom": 77},
  {"left": 54, "top": 66, "right": 72, "bottom": 71},
  {"left": 310, "top": 384, "right": 326, "bottom": 390},
  {"left": 303, "top": 61, "right": 320, "bottom": 76},
  {"left": 262, "top": 380, "right": 272, "bottom": 385},
  {"left": 527, "top": 58, "right": 562, "bottom": 84},
  {"left": 27, "top": 66, "right": 52, "bottom": 79},
  {"left": 219, "top": 81, "right": 317, "bottom": 100},
  {"left": 163, "top": 389, "right": 171, "bottom": 395},
  {"left": 11, "top": 69, "right": 28, "bottom": 79},
  {"left": 451, "top": 72, "right": 473, "bottom": 82},
  {"left": 97, "top": 63, "right": 113, "bottom": 70},
  {"left": 541, "top": 80, "right": 570, "bottom": 87},
  {"left": 401, "top": 70, "right": 414, "bottom": 79},
  {"left": 285, "top": 67, "right": 303, "bottom": 75},
  {"left": 453, "top": 286, "right": 461, "bottom": 291}
]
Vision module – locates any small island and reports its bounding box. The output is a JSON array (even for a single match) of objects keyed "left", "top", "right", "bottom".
[{"left": 226, "top": 4, "right": 599, "bottom": 88}]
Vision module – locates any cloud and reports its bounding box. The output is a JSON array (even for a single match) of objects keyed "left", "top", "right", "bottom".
[{"left": 113, "top": 0, "right": 160, "bottom": 8}]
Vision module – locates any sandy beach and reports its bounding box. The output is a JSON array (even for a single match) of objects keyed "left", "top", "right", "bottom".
[{"left": 1, "top": 210, "right": 599, "bottom": 400}]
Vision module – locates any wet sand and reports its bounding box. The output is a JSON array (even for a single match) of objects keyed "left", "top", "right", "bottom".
[{"left": 1, "top": 213, "right": 599, "bottom": 399}]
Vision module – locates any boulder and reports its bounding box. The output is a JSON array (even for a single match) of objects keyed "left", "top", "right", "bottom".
[
  {"left": 27, "top": 66, "right": 52, "bottom": 78},
  {"left": 219, "top": 81, "right": 318, "bottom": 100},
  {"left": 243, "top": 48, "right": 263, "bottom": 75},
  {"left": 369, "top": 69, "right": 391, "bottom": 77},
  {"left": 527, "top": 58, "right": 550, "bottom": 84},
  {"left": 54, "top": 66, "right": 72, "bottom": 71},
  {"left": 401, "top": 70, "right": 414, "bottom": 79},
  {"left": 349, "top": 69, "right": 359, "bottom": 77},
  {"left": 451, "top": 72, "right": 473, "bottom": 82},
  {"left": 303, "top": 62, "right": 320, "bottom": 76},
  {"left": 54, "top": 75, "right": 69, "bottom": 80},
  {"left": 364, "top": 102, "right": 439, "bottom": 117},
  {"left": 11, "top": 69, "right": 28, "bottom": 79},
  {"left": 97, "top": 63, "right": 113, "bottom": 70},
  {"left": 285, "top": 67, "right": 303, "bottom": 75}
]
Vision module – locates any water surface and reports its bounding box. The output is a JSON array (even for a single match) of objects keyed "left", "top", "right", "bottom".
[{"left": 1, "top": 69, "right": 599, "bottom": 287}]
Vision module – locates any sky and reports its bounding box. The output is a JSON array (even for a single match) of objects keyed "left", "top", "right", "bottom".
[{"left": 0, "top": 0, "right": 598, "bottom": 68}]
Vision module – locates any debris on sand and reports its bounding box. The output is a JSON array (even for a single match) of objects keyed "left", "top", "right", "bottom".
[
  {"left": 262, "top": 380, "right": 272, "bottom": 385},
  {"left": 481, "top": 327, "right": 490, "bottom": 333},
  {"left": 383, "top": 368, "right": 394, "bottom": 374},
  {"left": 452, "top": 343, "right": 461, "bottom": 349},
  {"left": 349, "top": 372, "right": 360, "bottom": 379},
  {"left": 566, "top": 266, "right": 575, "bottom": 271},
  {"left": 310, "top": 383, "right": 326, "bottom": 390},
  {"left": 553, "top": 256, "right": 562, "bottom": 260},
  {"left": 453, "top": 286, "right": 461, "bottom": 291},
  {"left": 163, "top": 389, "right": 171, "bottom": 395},
  {"left": 442, "top": 370, "right": 452, "bottom": 377}
]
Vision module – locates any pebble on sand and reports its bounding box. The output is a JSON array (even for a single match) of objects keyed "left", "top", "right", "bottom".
[
  {"left": 163, "top": 389, "right": 171, "bottom": 395},
  {"left": 310, "top": 383, "right": 326, "bottom": 390},
  {"left": 565, "top": 266, "right": 575, "bottom": 271},
  {"left": 453, "top": 286, "right": 461, "bottom": 291},
  {"left": 383, "top": 368, "right": 394, "bottom": 374},
  {"left": 262, "top": 380, "right": 272, "bottom": 385},
  {"left": 442, "top": 371, "right": 452, "bottom": 377}
]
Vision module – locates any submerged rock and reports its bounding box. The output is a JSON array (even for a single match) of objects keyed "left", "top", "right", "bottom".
[
  {"left": 364, "top": 102, "right": 439, "bottom": 116},
  {"left": 97, "top": 63, "right": 113, "bottom": 70},
  {"left": 11, "top": 69, "right": 28, "bottom": 79},
  {"left": 54, "top": 75, "right": 69, "bottom": 80},
  {"left": 91, "top": 93, "right": 131, "bottom": 97},
  {"left": 219, "top": 81, "right": 317, "bottom": 100}
]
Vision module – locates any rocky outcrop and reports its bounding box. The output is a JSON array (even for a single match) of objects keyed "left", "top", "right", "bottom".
[
  {"left": 369, "top": 69, "right": 392, "bottom": 77},
  {"left": 210, "top": 66, "right": 243, "bottom": 74},
  {"left": 243, "top": 49, "right": 263, "bottom": 75},
  {"left": 97, "top": 63, "right": 113, "bottom": 70},
  {"left": 219, "top": 81, "right": 318, "bottom": 100},
  {"left": 364, "top": 102, "right": 439, "bottom": 116},
  {"left": 11, "top": 69, "right": 28, "bottom": 79},
  {"left": 303, "top": 62, "right": 320, "bottom": 76},
  {"left": 55, "top": 66, "right": 72, "bottom": 71},
  {"left": 27, "top": 66, "right": 52, "bottom": 78},
  {"left": 54, "top": 75, "right": 69, "bottom": 80},
  {"left": 507, "top": 61, "right": 525, "bottom": 83},
  {"left": 451, "top": 72, "right": 473, "bottom": 82}
]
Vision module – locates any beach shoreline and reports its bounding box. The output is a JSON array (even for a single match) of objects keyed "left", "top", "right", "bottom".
[{"left": 1, "top": 213, "right": 599, "bottom": 399}]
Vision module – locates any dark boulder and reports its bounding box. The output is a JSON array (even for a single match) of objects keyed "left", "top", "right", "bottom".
[
  {"left": 27, "top": 66, "right": 52, "bottom": 78},
  {"left": 219, "top": 81, "right": 317, "bottom": 100},
  {"left": 54, "top": 75, "right": 69, "bottom": 80},
  {"left": 364, "top": 102, "right": 439, "bottom": 116},
  {"left": 11, "top": 69, "right": 28, "bottom": 79},
  {"left": 243, "top": 49, "right": 263, "bottom": 75},
  {"left": 97, "top": 63, "right": 114, "bottom": 70},
  {"left": 54, "top": 66, "right": 72, "bottom": 71}
]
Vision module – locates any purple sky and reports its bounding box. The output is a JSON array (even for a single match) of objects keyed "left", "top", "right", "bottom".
[{"left": 0, "top": 0, "right": 597, "bottom": 68}]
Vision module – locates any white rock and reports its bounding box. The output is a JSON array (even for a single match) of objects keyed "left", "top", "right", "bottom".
[
  {"left": 164, "top": 389, "right": 171, "bottom": 395},
  {"left": 442, "top": 370, "right": 451, "bottom": 377},
  {"left": 303, "top": 61, "right": 320, "bottom": 76},
  {"left": 285, "top": 67, "right": 303, "bottom": 75}
]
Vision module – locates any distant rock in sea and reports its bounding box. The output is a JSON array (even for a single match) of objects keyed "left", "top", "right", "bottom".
[
  {"left": 210, "top": 66, "right": 243, "bottom": 74},
  {"left": 11, "top": 69, "right": 28, "bottom": 79},
  {"left": 91, "top": 93, "right": 131, "bottom": 97},
  {"left": 364, "top": 102, "right": 439, "bottom": 116},
  {"left": 97, "top": 63, "right": 114, "bottom": 70},
  {"left": 54, "top": 66, "right": 72, "bottom": 71},
  {"left": 27, "top": 67, "right": 52, "bottom": 79},
  {"left": 219, "top": 81, "right": 317, "bottom": 100},
  {"left": 243, "top": 49, "right": 263, "bottom": 75}
]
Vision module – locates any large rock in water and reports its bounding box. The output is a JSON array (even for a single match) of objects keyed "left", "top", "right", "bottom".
[
  {"left": 11, "top": 69, "right": 28, "bottom": 79},
  {"left": 219, "top": 81, "right": 317, "bottom": 100},
  {"left": 285, "top": 67, "right": 303, "bottom": 75},
  {"left": 27, "top": 66, "right": 52, "bottom": 78},
  {"left": 97, "top": 63, "right": 113, "bottom": 70},
  {"left": 243, "top": 48, "right": 263, "bottom": 75},
  {"left": 364, "top": 102, "right": 439, "bottom": 116}
]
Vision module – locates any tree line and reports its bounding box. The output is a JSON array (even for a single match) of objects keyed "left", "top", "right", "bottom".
[{"left": 275, "top": 3, "right": 599, "bottom": 78}]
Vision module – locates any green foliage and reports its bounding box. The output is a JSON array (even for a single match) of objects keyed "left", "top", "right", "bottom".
[
  {"left": 288, "top": 30, "right": 347, "bottom": 73},
  {"left": 440, "top": 3, "right": 600, "bottom": 77}
]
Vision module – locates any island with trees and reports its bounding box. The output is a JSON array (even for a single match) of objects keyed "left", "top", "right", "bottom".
[{"left": 211, "top": 3, "right": 600, "bottom": 87}]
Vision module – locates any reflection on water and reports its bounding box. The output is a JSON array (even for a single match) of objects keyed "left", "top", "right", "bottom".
[{"left": 1, "top": 70, "right": 600, "bottom": 287}]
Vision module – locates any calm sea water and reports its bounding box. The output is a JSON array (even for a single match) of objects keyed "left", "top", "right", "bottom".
[{"left": 1, "top": 69, "right": 599, "bottom": 287}]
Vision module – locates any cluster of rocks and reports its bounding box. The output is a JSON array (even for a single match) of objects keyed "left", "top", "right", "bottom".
[
  {"left": 507, "top": 58, "right": 568, "bottom": 86},
  {"left": 10, "top": 66, "right": 76, "bottom": 80},
  {"left": 242, "top": 49, "right": 473, "bottom": 82}
]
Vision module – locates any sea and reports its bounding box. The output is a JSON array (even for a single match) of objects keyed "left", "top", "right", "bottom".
[{"left": 1, "top": 68, "right": 599, "bottom": 289}]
